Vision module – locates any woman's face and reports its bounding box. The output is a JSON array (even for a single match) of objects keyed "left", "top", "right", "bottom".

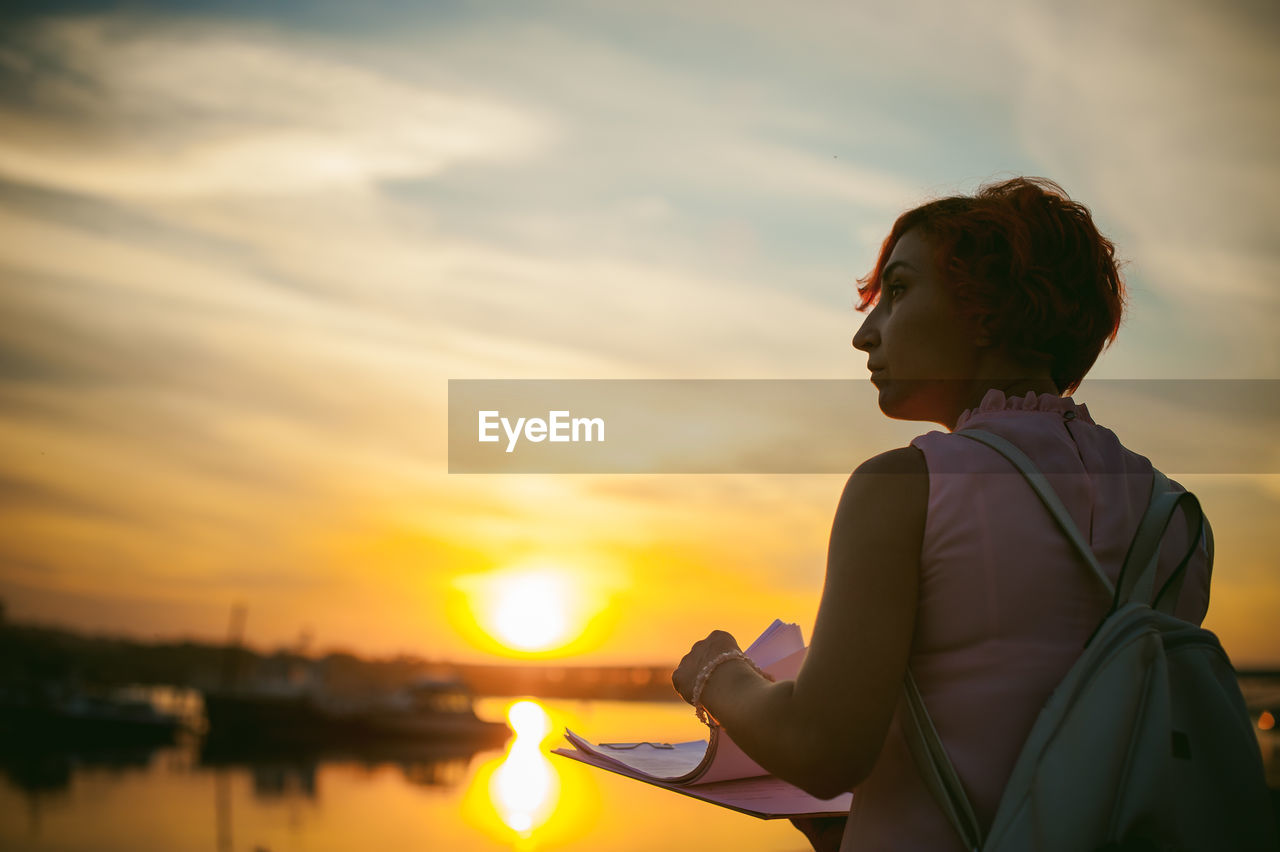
[{"left": 852, "top": 228, "right": 983, "bottom": 425}]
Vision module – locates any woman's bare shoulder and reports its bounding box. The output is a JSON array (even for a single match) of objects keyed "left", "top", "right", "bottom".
[
  {"left": 833, "top": 446, "right": 929, "bottom": 534},
  {"left": 853, "top": 445, "right": 928, "bottom": 476}
]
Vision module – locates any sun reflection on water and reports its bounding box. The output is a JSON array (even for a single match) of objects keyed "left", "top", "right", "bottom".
[
  {"left": 462, "top": 697, "right": 608, "bottom": 849},
  {"left": 491, "top": 701, "right": 559, "bottom": 838}
]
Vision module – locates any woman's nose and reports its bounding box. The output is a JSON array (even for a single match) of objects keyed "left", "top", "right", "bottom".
[{"left": 852, "top": 314, "right": 878, "bottom": 352}]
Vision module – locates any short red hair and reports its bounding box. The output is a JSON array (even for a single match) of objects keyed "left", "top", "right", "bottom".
[{"left": 857, "top": 177, "right": 1126, "bottom": 395}]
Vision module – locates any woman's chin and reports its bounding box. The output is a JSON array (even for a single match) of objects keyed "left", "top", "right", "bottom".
[
  {"left": 875, "top": 387, "right": 946, "bottom": 425},
  {"left": 875, "top": 392, "right": 913, "bottom": 421},
  {"left": 873, "top": 384, "right": 907, "bottom": 416}
]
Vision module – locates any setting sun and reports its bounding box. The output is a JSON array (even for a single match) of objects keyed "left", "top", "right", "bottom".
[
  {"left": 452, "top": 560, "right": 621, "bottom": 657},
  {"left": 490, "top": 570, "right": 576, "bottom": 651}
]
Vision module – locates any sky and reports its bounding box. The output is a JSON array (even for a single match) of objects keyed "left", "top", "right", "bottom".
[{"left": 1, "top": 0, "right": 1278, "bottom": 666}]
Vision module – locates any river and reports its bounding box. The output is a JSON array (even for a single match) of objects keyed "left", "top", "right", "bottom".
[
  {"left": 2, "top": 695, "right": 1276, "bottom": 851},
  {"left": 0, "top": 698, "right": 815, "bottom": 852}
]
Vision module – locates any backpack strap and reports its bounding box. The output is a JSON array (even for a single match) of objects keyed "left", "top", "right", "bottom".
[
  {"left": 1115, "top": 469, "right": 1173, "bottom": 605},
  {"left": 1109, "top": 468, "right": 1205, "bottom": 616},
  {"left": 955, "top": 429, "right": 1115, "bottom": 598},
  {"left": 903, "top": 670, "right": 984, "bottom": 851},
  {"left": 1152, "top": 511, "right": 1204, "bottom": 616}
]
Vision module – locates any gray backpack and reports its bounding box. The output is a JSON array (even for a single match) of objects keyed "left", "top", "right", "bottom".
[{"left": 902, "top": 428, "right": 1277, "bottom": 851}]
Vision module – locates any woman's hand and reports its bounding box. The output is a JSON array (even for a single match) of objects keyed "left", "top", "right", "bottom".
[{"left": 671, "top": 629, "right": 743, "bottom": 705}]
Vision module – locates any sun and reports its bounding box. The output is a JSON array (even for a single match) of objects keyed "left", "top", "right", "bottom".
[
  {"left": 488, "top": 570, "right": 576, "bottom": 652},
  {"left": 452, "top": 561, "right": 610, "bottom": 656}
]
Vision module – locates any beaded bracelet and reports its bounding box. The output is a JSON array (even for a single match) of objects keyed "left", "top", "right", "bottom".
[{"left": 690, "top": 650, "right": 772, "bottom": 726}]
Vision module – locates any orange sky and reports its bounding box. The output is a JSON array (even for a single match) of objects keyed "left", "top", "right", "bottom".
[{"left": 1, "top": 4, "right": 1277, "bottom": 667}]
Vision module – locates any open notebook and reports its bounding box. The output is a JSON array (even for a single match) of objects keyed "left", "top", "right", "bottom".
[{"left": 552, "top": 620, "right": 854, "bottom": 819}]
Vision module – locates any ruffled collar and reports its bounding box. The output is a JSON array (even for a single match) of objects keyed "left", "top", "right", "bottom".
[{"left": 954, "top": 388, "right": 1094, "bottom": 431}]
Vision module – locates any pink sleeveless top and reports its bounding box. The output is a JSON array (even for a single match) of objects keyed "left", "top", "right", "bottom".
[{"left": 840, "top": 389, "right": 1213, "bottom": 851}]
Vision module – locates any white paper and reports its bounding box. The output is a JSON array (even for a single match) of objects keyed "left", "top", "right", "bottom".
[
  {"left": 744, "top": 619, "right": 805, "bottom": 669},
  {"left": 560, "top": 619, "right": 809, "bottom": 785},
  {"left": 553, "top": 745, "right": 853, "bottom": 819}
]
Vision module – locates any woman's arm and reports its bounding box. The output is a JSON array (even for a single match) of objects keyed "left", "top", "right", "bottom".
[{"left": 672, "top": 445, "right": 928, "bottom": 799}]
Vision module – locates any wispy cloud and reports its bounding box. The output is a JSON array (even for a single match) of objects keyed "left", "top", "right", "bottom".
[
  {"left": 0, "top": 16, "right": 552, "bottom": 198},
  {"left": 1006, "top": 0, "right": 1280, "bottom": 375}
]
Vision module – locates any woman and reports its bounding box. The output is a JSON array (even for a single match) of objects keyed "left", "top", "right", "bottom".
[{"left": 671, "top": 177, "right": 1212, "bottom": 851}]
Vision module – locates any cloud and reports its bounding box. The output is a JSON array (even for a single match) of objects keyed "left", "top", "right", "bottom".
[
  {"left": 951, "top": 0, "right": 1280, "bottom": 379},
  {"left": 1006, "top": 1, "right": 1279, "bottom": 337},
  {"left": 0, "top": 16, "right": 552, "bottom": 198},
  {"left": 712, "top": 140, "right": 923, "bottom": 210}
]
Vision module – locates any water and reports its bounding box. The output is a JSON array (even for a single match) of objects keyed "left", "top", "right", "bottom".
[
  {"left": 0, "top": 698, "right": 811, "bottom": 852},
  {"left": 2, "top": 696, "right": 1276, "bottom": 852}
]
